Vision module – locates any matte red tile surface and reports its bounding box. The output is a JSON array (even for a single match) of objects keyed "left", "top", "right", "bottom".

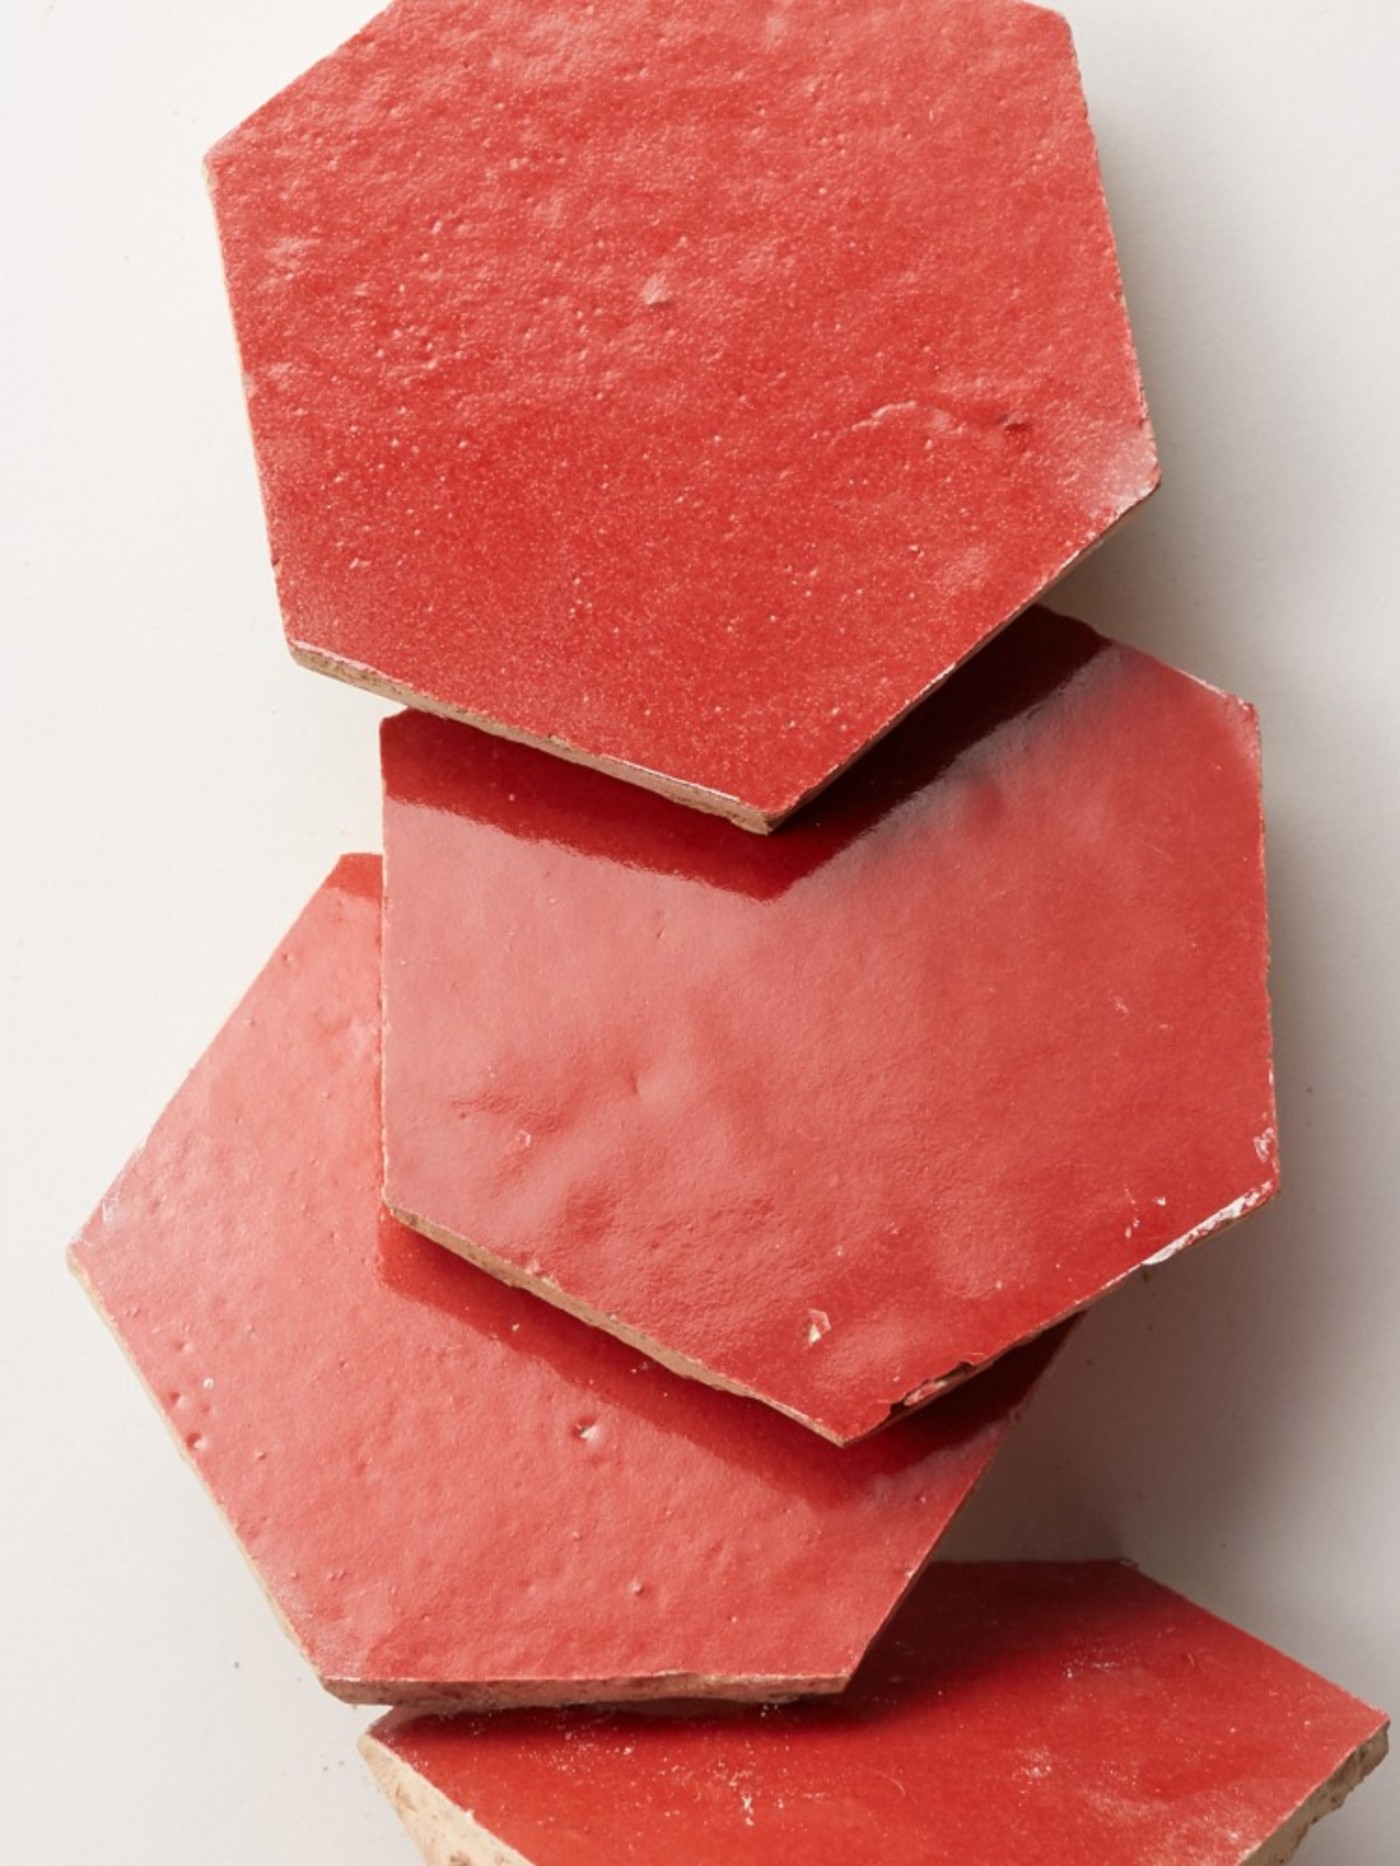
[
  {"left": 208, "top": 0, "right": 1154, "bottom": 829},
  {"left": 381, "top": 608, "right": 1278, "bottom": 1444},
  {"left": 364, "top": 1563, "right": 1387, "bottom": 1866},
  {"left": 68, "top": 858, "right": 1060, "bottom": 1708}
]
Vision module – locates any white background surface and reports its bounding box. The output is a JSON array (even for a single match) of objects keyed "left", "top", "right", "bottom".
[{"left": 3, "top": 0, "right": 1397, "bottom": 1859}]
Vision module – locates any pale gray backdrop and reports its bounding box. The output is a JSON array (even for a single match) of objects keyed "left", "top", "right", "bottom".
[{"left": 3, "top": 0, "right": 1396, "bottom": 1858}]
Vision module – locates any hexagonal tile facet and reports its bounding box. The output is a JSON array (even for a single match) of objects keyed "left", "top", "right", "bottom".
[
  {"left": 362, "top": 1563, "right": 1388, "bottom": 1866},
  {"left": 208, "top": 0, "right": 1155, "bottom": 829},
  {"left": 382, "top": 608, "right": 1278, "bottom": 1445},
  {"left": 68, "top": 858, "right": 1061, "bottom": 1709}
]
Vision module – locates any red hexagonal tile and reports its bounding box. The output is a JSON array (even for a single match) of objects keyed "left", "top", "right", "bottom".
[
  {"left": 68, "top": 857, "right": 1062, "bottom": 1709},
  {"left": 381, "top": 607, "right": 1278, "bottom": 1445},
  {"left": 207, "top": 0, "right": 1155, "bottom": 829},
  {"left": 362, "top": 1562, "right": 1388, "bottom": 1866}
]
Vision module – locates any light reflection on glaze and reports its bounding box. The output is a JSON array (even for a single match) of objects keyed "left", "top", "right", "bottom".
[
  {"left": 69, "top": 860, "right": 1059, "bottom": 1706},
  {"left": 382, "top": 608, "right": 1278, "bottom": 1444}
]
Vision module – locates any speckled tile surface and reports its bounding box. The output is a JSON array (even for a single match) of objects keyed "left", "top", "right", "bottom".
[
  {"left": 364, "top": 1561, "right": 1387, "bottom": 1866},
  {"left": 69, "top": 857, "right": 1061, "bottom": 1708},
  {"left": 208, "top": 0, "right": 1154, "bottom": 826}
]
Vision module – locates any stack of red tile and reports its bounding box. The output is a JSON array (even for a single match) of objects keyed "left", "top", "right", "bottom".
[{"left": 70, "top": 1, "right": 1387, "bottom": 1859}]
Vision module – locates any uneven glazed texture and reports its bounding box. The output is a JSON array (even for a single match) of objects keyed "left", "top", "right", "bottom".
[
  {"left": 365, "top": 1562, "right": 1388, "bottom": 1866},
  {"left": 207, "top": 0, "right": 1155, "bottom": 827},
  {"left": 68, "top": 860, "right": 1060, "bottom": 1705},
  {"left": 381, "top": 607, "right": 1278, "bottom": 1444}
]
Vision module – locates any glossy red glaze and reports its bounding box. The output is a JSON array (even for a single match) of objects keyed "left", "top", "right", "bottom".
[
  {"left": 365, "top": 1562, "right": 1388, "bottom": 1866},
  {"left": 207, "top": 0, "right": 1154, "bottom": 829},
  {"left": 381, "top": 608, "right": 1278, "bottom": 1444},
  {"left": 68, "top": 859, "right": 1060, "bottom": 1708}
]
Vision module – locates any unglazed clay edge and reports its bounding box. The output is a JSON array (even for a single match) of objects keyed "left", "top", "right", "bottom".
[
  {"left": 328, "top": 1670, "right": 823, "bottom": 1712},
  {"left": 291, "top": 482, "right": 1158, "bottom": 836},
  {"left": 388, "top": 1165, "right": 1273, "bottom": 1447},
  {"left": 289, "top": 644, "right": 761, "bottom": 830},
  {"left": 1240, "top": 1722, "right": 1388, "bottom": 1866},
  {"left": 361, "top": 1735, "right": 537, "bottom": 1866}
]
